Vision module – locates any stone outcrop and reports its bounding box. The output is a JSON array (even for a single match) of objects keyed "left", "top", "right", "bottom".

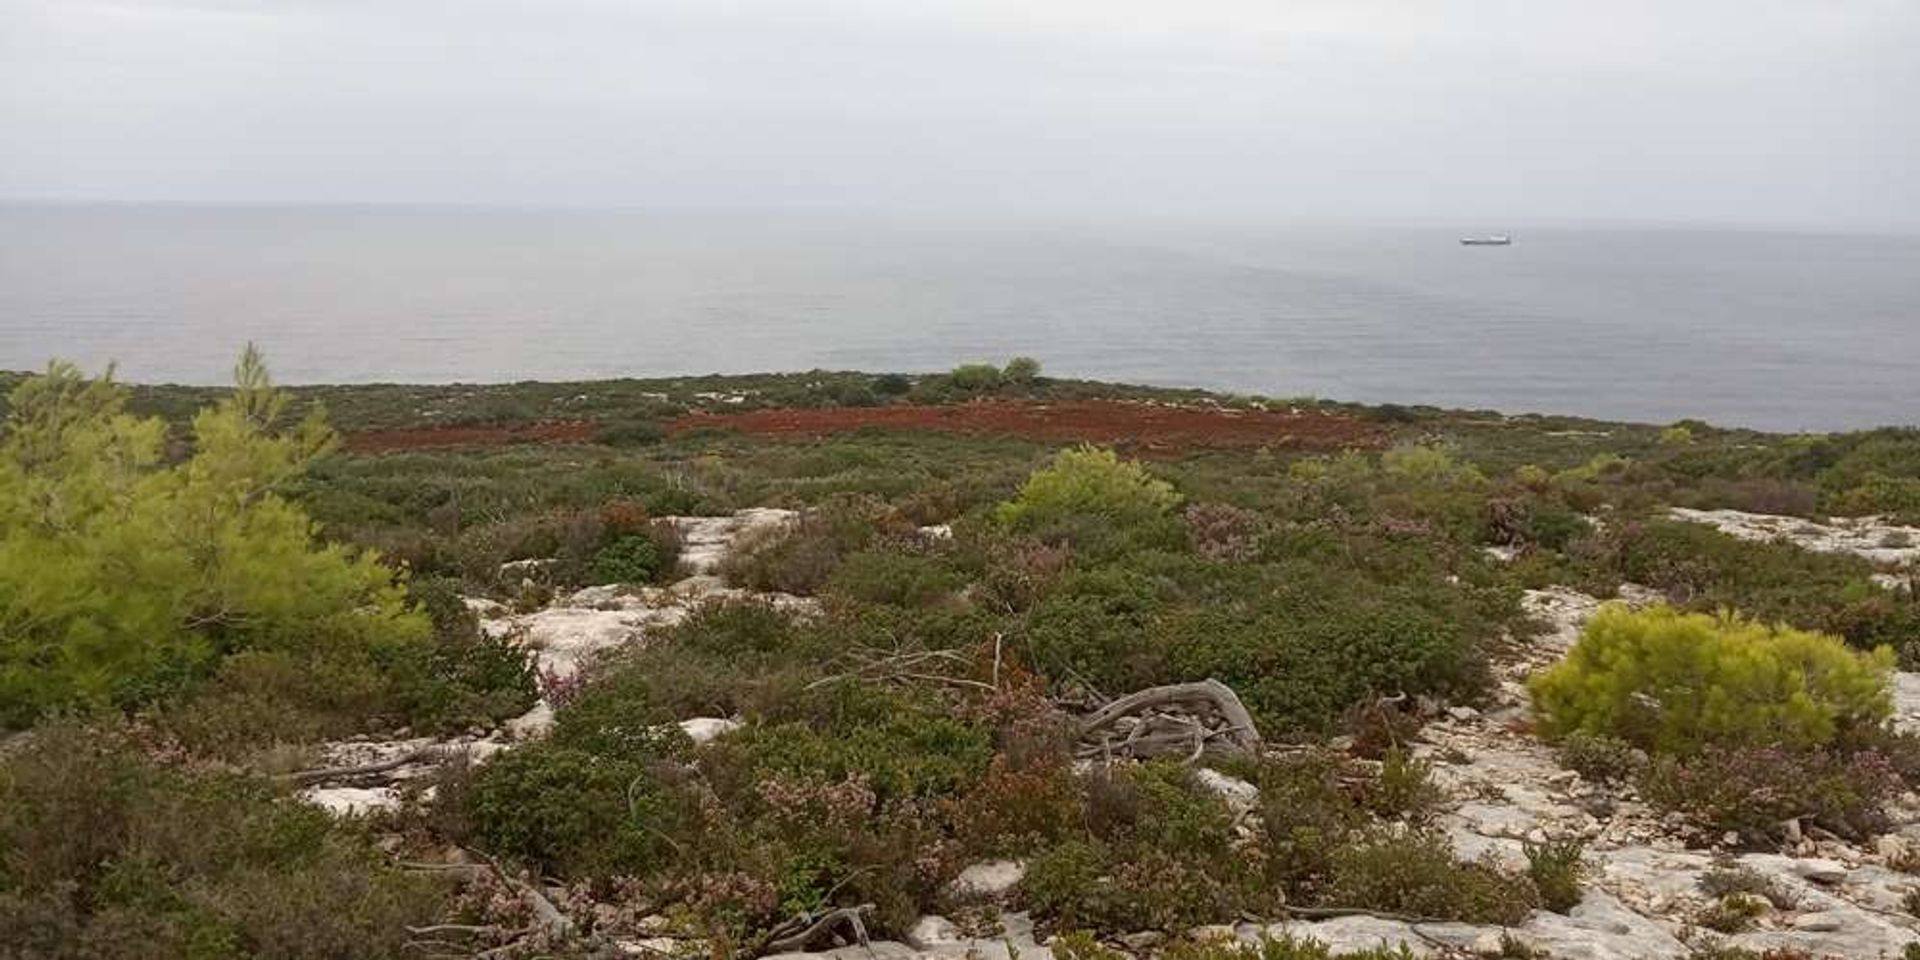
[{"left": 301, "top": 509, "right": 807, "bottom": 813}]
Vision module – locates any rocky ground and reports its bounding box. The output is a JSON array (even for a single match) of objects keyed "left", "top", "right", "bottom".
[{"left": 296, "top": 508, "right": 1920, "bottom": 959}]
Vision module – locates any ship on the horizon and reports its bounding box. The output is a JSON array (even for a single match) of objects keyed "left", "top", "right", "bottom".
[{"left": 1460, "top": 233, "right": 1512, "bottom": 246}]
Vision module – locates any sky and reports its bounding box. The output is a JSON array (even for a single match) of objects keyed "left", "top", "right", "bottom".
[{"left": 2, "top": 0, "right": 1917, "bottom": 227}]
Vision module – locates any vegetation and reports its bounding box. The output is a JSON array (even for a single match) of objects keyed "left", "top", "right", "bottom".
[
  {"left": 0, "top": 723, "right": 443, "bottom": 959},
  {"left": 4, "top": 357, "right": 1919, "bottom": 955},
  {"left": 1531, "top": 606, "right": 1907, "bottom": 841},
  {"left": 1529, "top": 606, "right": 1894, "bottom": 754}
]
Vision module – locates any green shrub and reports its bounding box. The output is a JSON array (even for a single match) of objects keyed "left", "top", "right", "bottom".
[
  {"left": 732, "top": 681, "right": 994, "bottom": 802},
  {"left": 0, "top": 723, "right": 443, "bottom": 960},
  {"left": 587, "top": 533, "right": 662, "bottom": 584},
  {"left": 595, "top": 417, "right": 664, "bottom": 447},
  {"left": 1698, "top": 862, "right": 1796, "bottom": 909},
  {"left": 459, "top": 741, "right": 687, "bottom": 878},
  {"left": 387, "top": 576, "right": 537, "bottom": 733},
  {"left": 1660, "top": 425, "right": 1695, "bottom": 446},
  {"left": 1523, "top": 837, "right": 1587, "bottom": 912},
  {"left": 1638, "top": 745, "right": 1901, "bottom": 841},
  {"left": 1555, "top": 732, "right": 1647, "bottom": 784},
  {"left": 947, "top": 363, "right": 1005, "bottom": 393},
  {"left": 1323, "top": 831, "right": 1538, "bottom": 925},
  {"left": 996, "top": 446, "right": 1182, "bottom": 540},
  {"left": 1381, "top": 443, "right": 1483, "bottom": 487},
  {"left": 1529, "top": 605, "right": 1894, "bottom": 755},
  {"left": 1020, "top": 839, "right": 1247, "bottom": 933},
  {"left": 1366, "top": 750, "right": 1442, "bottom": 822},
  {"left": 825, "top": 549, "right": 961, "bottom": 607},
  {"left": 1695, "top": 892, "right": 1767, "bottom": 933},
  {"left": 549, "top": 673, "right": 693, "bottom": 757},
  {"left": 1255, "top": 751, "right": 1365, "bottom": 899},
  {"left": 0, "top": 351, "right": 429, "bottom": 728},
  {"left": 720, "top": 497, "right": 887, "bottom": 594},
  {"left": 1573, "top": 519, "right": 1911, "bottom": 658},
  {"left": 1022, "top": 840, "right": 1109, "bottom": 926},
  {"left": 1003, "top": 357, "right": 1043, "bottom": 384},
  {"left": 1164, "top": 935, "right": 1421, "bottom": 960}
]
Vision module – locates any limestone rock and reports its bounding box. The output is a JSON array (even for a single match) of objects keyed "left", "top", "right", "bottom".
[
  {"left": 905, "top": 915, "right": 962, "bottom": 949},
  {"left": 677, "top": 717, "right": 741, "bottom": 744},
  {"left": 950, "top": 860, "right": 1026, "bottom": 900}
]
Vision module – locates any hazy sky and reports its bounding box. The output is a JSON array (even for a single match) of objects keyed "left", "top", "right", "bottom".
[{"left": 3, "top": 0, "right": 1916, "bottom": 226}]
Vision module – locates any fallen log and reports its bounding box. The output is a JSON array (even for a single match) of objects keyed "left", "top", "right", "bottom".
[
  {"left": 758, "top": 904, "right": 874, "bottom": 955},
  {"left": 1077, "top": 679, "right": 1261, "bottom": 761},
  {"left": 281, "top": 742, "right": 469, "bottom": 785}
]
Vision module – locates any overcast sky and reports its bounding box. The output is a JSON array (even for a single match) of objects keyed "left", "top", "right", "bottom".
[{"left": 3, "top": 0, "right": 1916, "bottom": 227}]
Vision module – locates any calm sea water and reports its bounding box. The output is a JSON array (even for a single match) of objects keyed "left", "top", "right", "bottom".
[{"left": 1, "top": 204, "right": 1915, "bottom": 432}]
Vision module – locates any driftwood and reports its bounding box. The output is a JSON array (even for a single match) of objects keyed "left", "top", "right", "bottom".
[
  {"left": 402, "top": 851, "right": 575, "bottom": 944},
  {"left": 1076, "top": 679, "right": 1261, "bottom": 762},
  {"left": 281, "top": 742, "right": 469, "bottom": 785},
  {"left": 758, "top": 904, "right": 874, "bottom": 955}
]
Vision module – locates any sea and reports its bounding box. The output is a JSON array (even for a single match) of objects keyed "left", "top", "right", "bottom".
[{"left": 2, "top": 203, "right": 1915, "bottom": 432}]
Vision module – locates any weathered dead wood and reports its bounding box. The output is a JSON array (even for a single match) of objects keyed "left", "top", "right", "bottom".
[
  {"left": 476, "top": 852, "right": 574, "bottom": 939},
  {"left": 758, "top": 903, "right": 874, "bottom": 955},
  {"left": 1076, "top": 679, "right": 1261, "bottom": 761},
  {"left": 281, "top": 742, "right": 468, "bottom": 785}
]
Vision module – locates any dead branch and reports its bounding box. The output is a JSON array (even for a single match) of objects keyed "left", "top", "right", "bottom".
[
  {"left": 1076, "top": 679, "right": 1261, "bottom": 761},
  {"left": 282, "top": 742, "right": 469, "bottom": 785},
  {"left": 405, "top": 923, "right": 503, "bottom": 937},
  {"left": 472, "top": 849, "right": 574, "bottom": 939},
  {"left": 758, "top": 903, "right": 875, "bottom": 955}
]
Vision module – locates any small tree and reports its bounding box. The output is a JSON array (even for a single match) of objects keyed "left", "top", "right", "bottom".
[
  {"left": 1003, "top": 356, "right": 1042, "bottom": 383},
  {"left": 0, "top": 347, "right": 426, "bottom": 727}
]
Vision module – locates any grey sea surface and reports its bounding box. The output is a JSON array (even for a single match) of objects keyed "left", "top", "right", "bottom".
[{"left": 2, "top": 204, "right": 1914, "bottom": 431}]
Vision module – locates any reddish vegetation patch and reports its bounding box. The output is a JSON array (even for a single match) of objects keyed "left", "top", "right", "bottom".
[
  {"left": 669, "top": 400, "right": 1384, "bottom": 453},
  {"left": 341, "top": 420, "right": 596, "bottom": 453}
]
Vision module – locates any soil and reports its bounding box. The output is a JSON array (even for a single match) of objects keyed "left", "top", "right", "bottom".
[{"left": 668, "top": 400, "right": 1384, "bottom": 453}]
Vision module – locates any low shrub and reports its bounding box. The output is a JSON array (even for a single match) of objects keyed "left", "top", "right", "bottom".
[
  {"left": 1523, "top": 837, "right": 1587, "bottom": 912},
  {"left": 951, "top": 756, "right": 1083, "bottom": 855},
  {"left": 948, "top": 363, "right": 1005, "bottom": 393},
  {"left": 826, "top": 549, "right": 961, "bottom": 607},
  {"left": 1164, "top": 935, "right": 1421, "bottom": 960},
  {"left": 1529, "top": 605, "right": 1894, "bottom": 755},
  {"left": 595, "top": 417, "right": 664, "bottom": 447},
  {"left": 1698, "top": 862, "right": 1797, "bottom": 909},
  {"left": 1322, "top": 831, "right": 1538, "bottom": 925},
  {"left": 1019, "top": 763, "right": 1257, "bottom": 931},
  {"left": 1255, "top": 750, "right": 1366, "bottom": 899},
  {"left": 728, "top": 681, "right": 995, "bottom": 803},
  {"left": 1555, "top": 732, "right": 1647, "bottom": 785},
  {"left": 1695, "top": 892, "right": 1767, "bottom": 933},
  {"left": 1571, "top": 519, "right": 1910, "bottom": 657},
  {"left": 1003, "top": 357, "right": 1043, "bottom": 384},
  {"left": 586, "top": 533, "right": 663, "bottom": 584},
  {"left": 389, "top": 576, "right": 538, "bottom": 733},
  {"left": 996, "top": 446, "right": 1183, "bottom": 555},
  {"left": 720, "top": 497, "right": 889, "bottom": 594},
  {"left": 1184, "top": 502, "right": 1268, "bottom": 562},
  {"left": 1638, "top": 745, "right": 1902, "bottom": 841},
  {"left": 1364, "top": 750, "right": 1442, "bottom": 823},
  {"left": 0, "top": 723, "right": 444, "bottom": 960},
  {"left": 458, "top": 741, "right": 688, "bottom": 879}
]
